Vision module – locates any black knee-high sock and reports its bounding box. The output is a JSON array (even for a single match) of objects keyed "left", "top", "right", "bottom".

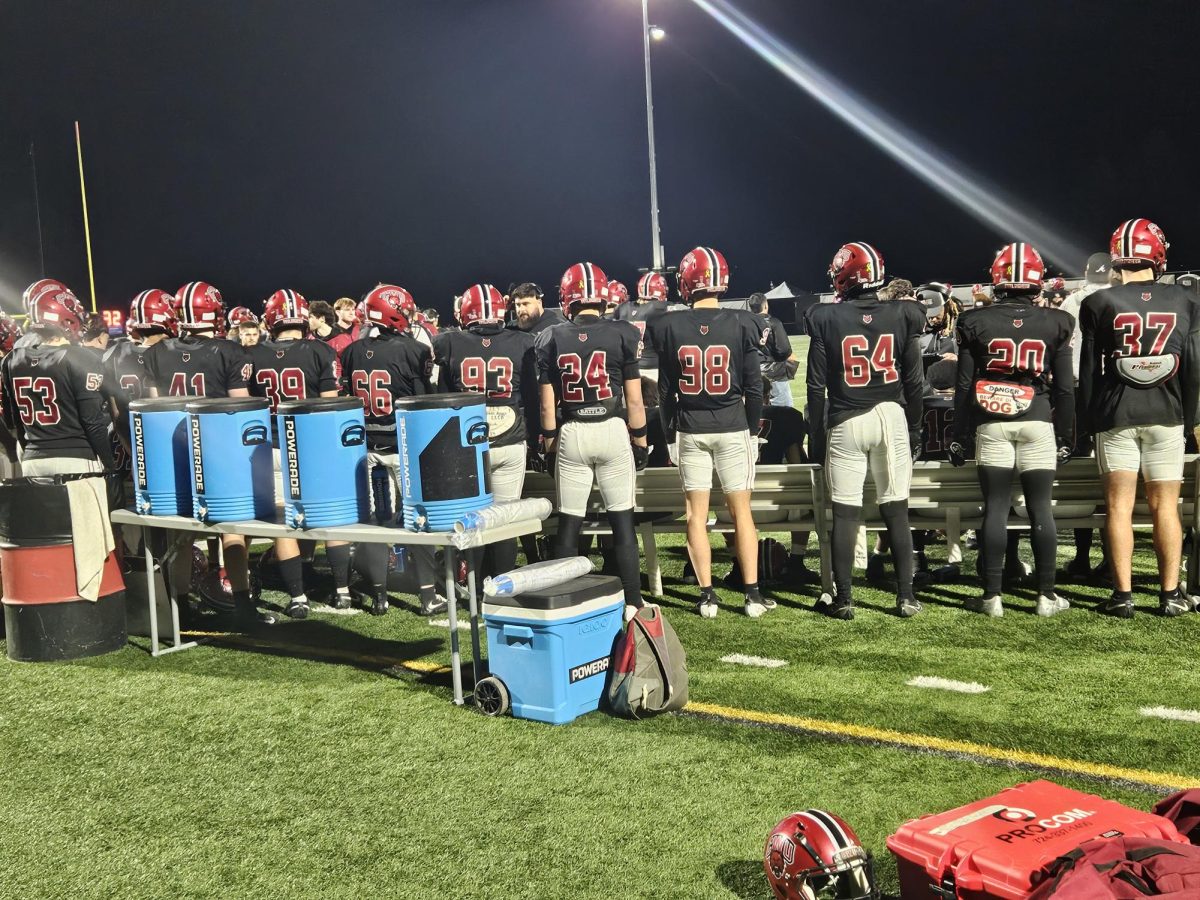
[
  {"left": 1020, "top": 469, "right": 1058, "bottom": 594},
  {"left": 979, "top": 466, "right": 1015, "bottom": 595},
  {"left": 607, "top": 508, "right": 642, "bottom": 607},
  {"left": 326, "top": 544, "right": 351, "bottom": 590},
  {"left": 555, "top": 513, "right": 584, "bottom": 560},
  {"left": 278, "top": 554, "right": 305, "bottom": 598},
  {"left": 879, "top": 500, "right": 915, "bottom": 596},
  {"left": 1073, "top": 528, "right": 1093, "bottom": 561},
  {"left": 831, "top": 502, "right": 860, "bottom": 602},
  {"left": 356, "top": 543, "right": 389, "bottom": 595}
]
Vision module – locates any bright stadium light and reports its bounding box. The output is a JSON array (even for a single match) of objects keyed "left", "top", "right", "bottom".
[
  {"left": 649, "top": 25, "right": 666, "bottom": 41},
  {"left": 687, "top": 0, "right": 1091, "bottom": 270}
]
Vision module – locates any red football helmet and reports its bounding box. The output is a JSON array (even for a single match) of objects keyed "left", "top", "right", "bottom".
[
  {"left": 990, "top": 242, "right": 1045, "bottom": 292},
  {"left": 1110, "top": 218, "right": 1168, "bottom": 273},
  {"left": 764, "top": 810, "right": 879, "bottom": 900},
  {"left": 176, "top": 281, "right": 226, "bottom": 334},
  {"left": 0, "top": 316, "right": 23, "bottom": 353},
  {"left": 607, "top": 280, "right": 630, "bottom": 307},
  {"left": 678, "top": 247, "right": 730, "bottom": 303},
  {"left": 355, "top": 299, "right": 367, "bottom": 325},
  {"left": 636, "top": 271, "right": 670, "bottom": 302},
  {"left": 22, "top": 278, "right": 68, "bottom": 313},
  {"left": 129, "top": 290, "right": 179, "bottom": 336},
  {"left": 262, "top": 290, "right": 308, "bottom": 333},
  {"left": 29, "top": 288, "right": 85, "bottom": 338},
  {"left": 362, "top": 284, "right": 415, "bottom": 333},
  {"left": 559, "top": 262, "right": 609, "bottom": 316},
  {"left": 828, "top": 243, "right": 885, "bottom": 299},
  {"left": 459, "top": 283, "right": 507, "bottom": 327},
  {"left": 227, "top": 306, "right": 260, "bottom": 328}
]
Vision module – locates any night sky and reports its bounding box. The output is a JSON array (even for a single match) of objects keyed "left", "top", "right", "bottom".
[{"left": 3, "top": 0, "right": 1199, "bottom": 318}]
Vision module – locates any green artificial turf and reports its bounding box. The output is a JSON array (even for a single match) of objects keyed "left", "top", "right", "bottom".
[{"left": 2, "top": 527, "right": 1195, "bottom": 899}]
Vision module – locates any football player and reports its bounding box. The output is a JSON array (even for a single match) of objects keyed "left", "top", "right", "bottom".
[
  {"left": 342, "top": 284, "right": 447, "bottom": 617},
  {"left": 613, "top": 272, "right": 671, "bottom": 384},
  {"left": 605, "top": 280, "right": 629, "bottom": 318},
  {"left": 246, "top": 289, "right": 351, "bottom": 618},
  {"left": 1079, "top": 219, "right": 1200, "bottom": 617},
  {"left": 0, "top": 316, "right": 24, "bottom": 478},
  {"left": 806, "top": 242, "right": 925, "bottom": 619},
  {"left": 13, "top": 279, "right": 71, "bottom": 351},
  {"left": 652, "top": 247, "right": 767, "bottom": 618},
  {"left": 143, "top": 281, "right": 270, "bottom": 626},
  {"left": 435, "top": 284, "right": 537, "bottom": 575},
  {"left": 538, "top": 262, "right": 648, "bottom": 618},
  {"left": 949, "top": 243, "right": 1075, "bottom": 617},
  {"left": 228, "top": 307, "right": 262, "bottom": 349}
]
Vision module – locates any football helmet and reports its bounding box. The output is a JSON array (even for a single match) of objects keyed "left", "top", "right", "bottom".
[
  {"left": 362, "top": 284, "right": 415, "bottom": 333},
  {"left": 828, "top": 243, "right": 885, "bottom": 299},
  {"left": 678, "top": 247, "right": 730, "bottom": 303},
  {"left": 176, "top": 281, "right": 226, "bottom": 334},
  {"left": 559, "top": 262, "right": 610, "bottom": 316},
  {"left": 607, "top": 280, "right": 630, "bottom": 308},
  {"left": 459, "top": 283, "right": 507, "bottom": 327},
  {"left": 128, "top": 290, "right": 179, "bottom": 336},
  {"left": 1110, "top": 218, "right": 1168, "bottom": 273},
  {"left": 22, "top": 278, "right": 69, "bottom": 313},
  {"left": 262, "top": 290, "right": 309, "bottom": 333},
  {"left": 764, "top": 810, "right": 879, "bottom": 900},
  {"left": 990, "top": 242, "right": 1044, "bottom": 292},
  {"left": 0, "top": 316, "right": 23, "bottom": 353},
  {"left": 636, "top": 271, "right": 670, "bottom": 302},
  {"left": 355, "top": 299, "right": 367, "bottom": 325},
  {"left": 227, "top": 306, "right": 260, "bottom": 328},
  {"left": 29, "top": 288, "right": 85, "bottom": 338}
]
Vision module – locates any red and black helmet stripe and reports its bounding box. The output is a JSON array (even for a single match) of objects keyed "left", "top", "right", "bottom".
[
  {"left": 482, "top": 283, "right": 495, "bottom": 320},
  {"left": 701, "top": 247, "right": 722, "bottom": 289},
  {"left": 804, "top": 809, "right": 853, "bottom": 856},
  {"left": 1012, "top": 242, "right": 1025, "bottom": 284},
  {"left": 1121, "top": 218, "right": 1140, "bottom": 260},
  {"left": 849, "top": 242, "right": 883, "bottom": 286},
  {"left": 581, "top": 263, "right": 597, "bottom": 301}
]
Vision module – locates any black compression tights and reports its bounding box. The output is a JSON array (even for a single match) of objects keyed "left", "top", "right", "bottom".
[
  {"left": 978, "top": 466, "right": 1057, "bottom": 595},
  {"left": 555, "top": 511, "right": 642, "bottom": 606},
  {"left": 831, "top": 503, "right": 860, "bottom": 602},
  {"left": 879, "top": 500, "right": 915, "bottom": 597}
]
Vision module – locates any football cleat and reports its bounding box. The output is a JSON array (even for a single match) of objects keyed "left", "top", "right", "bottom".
[
  {"left": 1035, "top": 594, "right": 1070, "bottom": 618},
  {"left": 965, "top": 594, "right": 1004, "bottom": 617},
  {"left": 1159, "top": 592, "right": 1190, "bottom": 618},
  {"left": 816, "top": 593, "right": 854, "bottom": 620},
  {"left": 697, "top": 598, "right": 719, "bottom": 619},
  {"left": 420, "top": 593, "right": 450, "bottom": 617},
  {"left": 285, "top": 598, "right": 310, "bottom": 620},
  {"left": 371, "top": 593, "right": 390, "bottom": 616},
  {"left": 1100, "top": 593, "right": 1134, "bottom": 619},
  {"left": 896, "top": 595, "right": 922, "bottom": 618},
  {"left": 744, "top": 599, "right": 768, "bottom": 618}
]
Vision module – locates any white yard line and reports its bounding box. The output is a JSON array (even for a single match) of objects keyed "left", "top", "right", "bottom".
[
  {"left": 430, "top": 618, "right": 470, "bottom": 631},
  {"left": 1139, "top": 706, "right": 1200, "bottom": 724},
  {"left": 720, "top": 653, "right": 788, "bottom": 669},
  {"left": 906, "top": 675, "right": 990, "bottom": 694},
  {"left": 311, "top": 606, "right": 362, "bottom": 617}
]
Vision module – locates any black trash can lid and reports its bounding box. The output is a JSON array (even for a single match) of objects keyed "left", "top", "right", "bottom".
[
  {"left": 276, "top": 397, "right": 363, "bottom": 414},
  {"left": 129, "top": 397, "right": 193, "bottom": 413},
  {"left": 394, "top": 392, "right": 485, "bottom": 412},
  {"left": 483, "top": 574, "right": 623, "bottom": 610},
  {"left": 184, "top": 397, "right": 270, "bottom": 413}
]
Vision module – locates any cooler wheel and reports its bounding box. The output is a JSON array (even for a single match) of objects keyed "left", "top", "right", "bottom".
[{"left": 474, "top": 677, "right": 509, "bottom": 716}]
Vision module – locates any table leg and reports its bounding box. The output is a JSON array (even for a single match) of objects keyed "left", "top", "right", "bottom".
[
  {"left": 147, "top": 528, "right": 198, "bottom": 658},
  {"left": 445, "top": 548, "right": 464, "bottom": 706},
  {"left": 466, "top": 552, "right": 482, "bottom": 685},
  {"left": 146, "top": 526, "right": 160, "bottom": 655}
]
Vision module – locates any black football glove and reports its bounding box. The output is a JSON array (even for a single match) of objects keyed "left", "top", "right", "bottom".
[
  {"left": 947, "top": 440, "right": 970, "bottom": 467},
  {"left": 1055, "top": 438, "right": 1073, "bottom": 466},
  {"left": 632, "top": 444, "right": 649, "bottom": 471},
  {"left": 545, "top": 452, "right": 557, "bottom": 478},
  {"left": 909, "top": 428, "right": 924, "bottom": 463}
]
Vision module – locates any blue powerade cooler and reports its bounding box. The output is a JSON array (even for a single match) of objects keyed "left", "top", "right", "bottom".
[
  {"left": 481, "top": 575, "right": 624, "bottom": 725},
  {"left": 275, "top": 398, "right": 369, "bottom": 528},
  {"left": 394, "top": 392, "right": 492, "bottom": 531},
  {"left": 185, "top": 398, "right": 273, "bottom": 522},
  {"left": 128, "top": 397, "right": 193, "bottom": 516}
]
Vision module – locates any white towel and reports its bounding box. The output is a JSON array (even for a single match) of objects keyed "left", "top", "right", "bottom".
[{"left": 67, "top": 477, "right": 115, "bottom": 601}]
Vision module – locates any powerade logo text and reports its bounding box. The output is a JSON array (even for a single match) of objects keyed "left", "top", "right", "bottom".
[
  {"left": 132, "top": 413, "right": 147, "bottom": 489},
  {"left": 190, "top": 414, "right": 205, "bottom": 494},
  {"left": 569, "top": 656, "right": 609, "bottom": 684},
  {"left": 992, "top": 806, "right": 1097, "bottom": 844},
  {"left": 283, "top": 416, "right": 301, "bottom": 500},
  {"left": 398, "top": 415, "right": 412, "bottom": 501}
]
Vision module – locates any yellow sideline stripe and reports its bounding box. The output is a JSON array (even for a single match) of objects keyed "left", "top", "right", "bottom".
[{"left": 686, "top": 701, "right": 1199, "bottom": 791}]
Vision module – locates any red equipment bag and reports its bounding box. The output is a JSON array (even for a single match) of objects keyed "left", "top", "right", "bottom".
[
  {"left": 1028, "top": 835, "right": 1200, "bottom": 898},
  {"left": 886, "top": 780, "right": 1188, "bottom": 900},
  {"left": 1152, "top": 790, "right": 1200, "bottom": 845}
]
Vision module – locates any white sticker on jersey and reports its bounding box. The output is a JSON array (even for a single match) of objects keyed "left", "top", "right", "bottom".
[
  {"left": 486, "top": 404, "right": 517, "bottom": 440},
  {"left": 973, "top": 380, "right": 1034, "bottom": 417}
]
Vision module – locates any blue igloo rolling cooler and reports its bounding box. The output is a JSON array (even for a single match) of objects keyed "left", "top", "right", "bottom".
[
  {"left": 128, "top": 397, "right": 193, "bottom": 516},
  {"left": 185, "top": 398, "right": 273, "bottom": 522},
  {"left": 478, "top": 575, "right": 624, "bottom": 725},
  {"left": 394, "top": 392, "right": 492, "bottom": 531},
  {"left": 275, "top": 398, "right": 369, "bottom": 528}
]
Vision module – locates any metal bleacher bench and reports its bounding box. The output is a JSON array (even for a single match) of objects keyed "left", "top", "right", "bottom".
[{"left": 524, "top": 455, "right": 1200, "bottom": 597}]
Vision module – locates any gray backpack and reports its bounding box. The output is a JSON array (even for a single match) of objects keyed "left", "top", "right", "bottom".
[{"left": 606, "top": 605, "right": 688, "bottom": 717}]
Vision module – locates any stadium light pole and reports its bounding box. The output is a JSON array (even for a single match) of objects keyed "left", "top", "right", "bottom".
[{"left": 641, "top": 1, "right": 667, "bottom": 270}]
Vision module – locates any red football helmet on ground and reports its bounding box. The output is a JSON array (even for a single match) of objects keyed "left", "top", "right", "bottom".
[
  {"left": 559, "top": 262, "right": 609, "bottom": 316},
  {"left": 22, "top": 278, "right": 69, "bottom": 313},
  {"left": 0, "top": 316, "right": 23, "bottom": 353},
  {"left": 678, "top": 247, "right": 730, "bottom": 303},
  {"left": 29, "top": 288, "right": 85, "bottom": 338},
  {"left": 227, "top": 306, "right": 259, "bottom": 328},
  {"left": 990, "top": 242, "right": 1045, "bottom": 292},
  {"left": 459, "top": 284, "right": 507, "bottom": 327},
  {"left": 176, "top": 282, "right": 226, "bottom": 334},
  {"left": 607, "top": 280, "right": 630, "bottom": 307},
  {"left": 362, "top": 284, "right": 414, "bottom": 333},
  {"left": 262, "top": 290, "right": 308, "bottom": 333},
  {"left": 828, "top": 243, "right": 885, "bottom": 299},
  {"left": 129, "top": 290, "right": 179, "bottom": 336},
  {"left": 764, "top": 810, "right": 879, "bottom": 900},
  {"left": 636, "top": 271, "right": 670, "bottom": 302},
  {"left": 1110, "top": 218, "right": 1168, "bottom": 273}
]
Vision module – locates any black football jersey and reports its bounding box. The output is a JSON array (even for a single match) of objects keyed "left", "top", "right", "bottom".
[
  {"left": 102, "top": 339, "right": 151, "bottom": 413},
  {"left": 613, "top": 301, "right": 669, "bottom": 370},
  {"left": 1, "top": 343, "right": 115, "bottom": 465},
  {"left": 1078, "top": 281, "right": 1200, "bottom": 433},
  {"left": 756, "top": 404, "right": 806, "bottom": 464},
  {"left": 921, "top": 393, "right": 955, "bottom": 461},
  {"left": 804, "top": 294, "right": 926, "bottom": 433},
  {"left": 434, "top": 323, "right": 537, "bottom": 447},
  {"left": 756, "top": 314, "right": 792, "bottom": 364},
  {"left": 143, "top": 334, "right": 251, "bottom": 398},
  {"left": 652, "top": 307, "right": 764, "bottom": 435},
  {"left": 536, "top": 316, "right": 641, "bottom": 421},
  {"left": 247, "top": 338, "right": 339, "bottom": 412},
  {"left": 341, "top": 330, "right": 433, "bottom": 451},
  {"left": 953, "top": 300, "right": 1075, "bottom": 443}
]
